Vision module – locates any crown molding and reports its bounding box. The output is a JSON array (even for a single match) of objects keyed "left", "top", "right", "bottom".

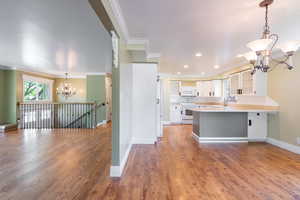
[
  {"left": 147, "top": 53, "right": 161, "bottom": 59},
  {"left": 0, "top": 64, "right": 109, "bottom": 79},
  {"left": 105, "top": 0, "right": 161, "bottom": 61},
  {"left": 108, "top": 0, "right": 130, "bottom": 42},
  {"left": 0, "top": 65, "right": 16, "bottom": 70}
]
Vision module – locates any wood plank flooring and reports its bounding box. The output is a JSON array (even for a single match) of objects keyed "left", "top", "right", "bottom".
[{"left": 1, "top": 124, "right": 300, "bottom": 200}]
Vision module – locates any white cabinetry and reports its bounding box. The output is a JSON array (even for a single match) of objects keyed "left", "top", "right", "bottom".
[
  {"left": 197, "top": 80, "right": 222, "bottom": 97},
  {"left": 229, "top": 70, "right": 255, "bottom": 96},
  {"left": 212, "top": 80, "right": 222, "bottom": 97},
  {"left": 229, "top": 70, "right": 267, "bottom": 96},
  {"left": 248, "top": 112, "right": 267, "bottom": 141},
  {"left": 131, "top": 63, "right": 158, "bottom": 144}
]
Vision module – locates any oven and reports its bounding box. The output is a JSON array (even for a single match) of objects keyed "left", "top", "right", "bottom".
[{"left": 181, "top": 103, "right": 197, "bottom": 124}]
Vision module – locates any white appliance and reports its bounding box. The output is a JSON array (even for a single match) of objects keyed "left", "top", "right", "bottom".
[
  {"left": 170, "top": 104, "right": 182, "bottom": 123},
  {"left": 181, "top": 103, "right": 198, "bottom": 124},
  {"left": 180, "top": 86, "right": 197, "bottom": 97}
]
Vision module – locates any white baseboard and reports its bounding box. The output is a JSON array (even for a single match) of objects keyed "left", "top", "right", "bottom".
[
  {"left": 162, "top": 121, "right": 171, "bottom": 125},
  {"left": 192, "top": 132, "right": 200, "bottom": 142},
  {"left": 248, "top": 138, "right": 267, "bottom": 142},
  {"left": 97, "top": 120, "right": 107, "bottom": 127},
  {"left": 267, "top": 137, "right": 300, "bottom": 154},
  {"left": 199, "top": 137, "right": 248, "bottom": 143},
  {"left": 131, "top": 138, "right": 156, "bottom": 144},
  {"left": 110, "top": 142, "right": 133, "bottom": 177},
  {"left": 192, "top": 132, "right": 248, "bottom": 143},
  {"left": 192, "top": 133, "right": 300, "bottom": 154}
]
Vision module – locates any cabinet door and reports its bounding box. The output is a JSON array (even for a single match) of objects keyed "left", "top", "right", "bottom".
[
  {"left": 169, "top": 81, "right": 180, "bottom": 95},
  {"left": 230, "top": 74, "right": 240, "bottom": 95},
  {"left": 196, "top": 81, "right": 201, "bottom": 96},
  {"left": 212, "top": 80, "right": 222, "bottom": 97},
  {"left": 241, "top": 71, "right": 254, "bottom": 95}
]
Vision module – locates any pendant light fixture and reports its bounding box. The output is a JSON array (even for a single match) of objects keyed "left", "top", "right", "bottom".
[
  {"left": 242, "top": 0, "right": 300, "bottom": 75},
  {"left": 56, "top": 73, "right": 76, "bottom": 99}
]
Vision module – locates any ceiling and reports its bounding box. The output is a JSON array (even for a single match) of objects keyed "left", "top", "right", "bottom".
[
  {"left": 118, "top": 0, "right": 300, "bottom": 77},
  {"left": 0, "top": 0, "right": 112, "bottom": 76}
]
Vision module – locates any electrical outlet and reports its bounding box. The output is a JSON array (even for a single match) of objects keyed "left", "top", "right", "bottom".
[{"left": 297, "top": 137, "right": 300, "bottom": 145}]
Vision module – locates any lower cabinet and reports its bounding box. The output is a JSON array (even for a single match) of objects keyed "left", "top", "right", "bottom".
[{"left": 248, "top": 112, "right": 267, "bottom": 141}]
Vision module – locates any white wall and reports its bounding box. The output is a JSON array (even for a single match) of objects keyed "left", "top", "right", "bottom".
[
  {"left": 111, "top": 63, "right": 158, "bottom": 177},
  {"left": 132, "top": 63, "right": 158, "bottom": 144},
  {"left": 118, "top": 64, "right": 133, "bottom": 174}
]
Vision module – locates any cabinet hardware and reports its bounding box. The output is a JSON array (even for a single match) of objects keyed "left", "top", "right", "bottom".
[{"left": 248, "top": 120, "right": 252, "bottom": 126}]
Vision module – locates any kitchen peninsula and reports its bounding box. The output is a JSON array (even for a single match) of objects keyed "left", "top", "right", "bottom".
[{"left": 192, "top": 102, "right": 279, "bottom": 143}]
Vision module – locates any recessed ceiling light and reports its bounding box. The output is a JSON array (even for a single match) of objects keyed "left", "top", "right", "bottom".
[
  {"left": 214, "top": 65, "right": 220, "bottom": 69},
  {"left": 177, "top": 72, "right": 181, "bottom": 75},
  {"left": 183, "top": 65, "right": 189, "bottom": 69},
  {"left": 195, "top": 52, "right": 202, "bottom": 57}
]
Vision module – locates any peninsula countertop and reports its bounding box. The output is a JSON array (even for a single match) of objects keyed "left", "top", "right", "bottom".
[{"left": 190, "top": 104, "right": 279, "bottom": 113}]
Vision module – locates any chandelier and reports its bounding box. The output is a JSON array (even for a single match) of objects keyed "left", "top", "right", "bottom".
[
  {"left": 56, "top": 73, "right": 76, "bottom": 99},
  {"left": 241, "top": 0, "right": 300, "bottom": 75}
]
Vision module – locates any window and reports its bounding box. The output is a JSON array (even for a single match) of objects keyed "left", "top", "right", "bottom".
[{"left": 23, "top": 75, "right": 53, "bottom": 102}]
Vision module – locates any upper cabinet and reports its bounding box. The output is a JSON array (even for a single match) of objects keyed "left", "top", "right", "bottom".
[
  {"left": 241, "top": 71, "right": 254, "bottom": 95},
  {"left": 197, "top": 80, "right": 222, "bottom": 97},
  {"left": 229, "top": 70, "right": 255, "bottom": 96}
]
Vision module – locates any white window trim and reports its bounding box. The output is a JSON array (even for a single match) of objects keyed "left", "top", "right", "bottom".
[{"left": 23, "top": 75, "right": 54, "bottom": 102}]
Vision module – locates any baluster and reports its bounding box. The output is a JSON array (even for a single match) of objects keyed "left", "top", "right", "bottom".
[
  {"left": 75, "top": 104, "right": 77, "bottom": 128},
  {"left": 19, "top": 104, "right": 22, "bottom": 129},
  {"left": 38, "top": 103, "right": 40, "bottom": 129},
  {"left": 69, "top": 103, "right": 71, "bottom": 128},
  {"left": 62, "top": 104, "right": 65, "bottom": 128},
  {"left": 33, "top": 103, "right": 35, "bottom": 129},
  {"left": 80, "top": 104, "right": 83, "bottom": 128},
  {"left": 25, "top": 104, "right": 27, "bottom": 129},
  {"left": 90, "top": 104, "right": 92, "bottom": 129},
  {"left": 47, "top": 103, "right": 49, "bottom": 129},
  {"left": 40, "top": 103, "right": 43, "bottom": 129}
]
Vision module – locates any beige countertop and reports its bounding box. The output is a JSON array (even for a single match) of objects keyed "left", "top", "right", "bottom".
[{"left": 191, "top": 104, "right": 279, "bottom": 113}]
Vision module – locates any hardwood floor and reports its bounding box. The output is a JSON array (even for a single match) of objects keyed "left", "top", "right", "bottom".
[
  {"left": 0, "top": 125, "right": 112, "bottom": 200},
  {"left": 1, "top": 124, "right": 300, "bottom": 200}
]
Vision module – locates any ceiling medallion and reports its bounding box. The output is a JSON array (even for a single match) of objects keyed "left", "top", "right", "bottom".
[
  {"left": 241, "top": 0, "right": 300, "bottom": 75},
  {"left": 56, "top": 73, "right": 77, "bottom": 99}
]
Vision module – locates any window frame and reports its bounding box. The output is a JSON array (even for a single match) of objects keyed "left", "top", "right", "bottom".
[{"left": 22, "top": 75, "right": 54, "bottom": 102}]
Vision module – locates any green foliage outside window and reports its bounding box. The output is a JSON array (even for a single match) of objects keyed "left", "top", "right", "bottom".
[{"left": 24, "top": 80, "right": 50, "bottom": 101}]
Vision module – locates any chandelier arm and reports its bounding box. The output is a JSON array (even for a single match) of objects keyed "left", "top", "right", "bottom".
[
  {"left": 269, "top": 34, "right": 278, "bottom": 51},
  {"left": 270, "top": 55, "right": 289, "bottom": 65},
  {"left": 267, "top": 62, "right": 281, "bottom": 73}
]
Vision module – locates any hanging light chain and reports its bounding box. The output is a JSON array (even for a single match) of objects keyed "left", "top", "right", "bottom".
[{"left": 263, "top": 5, "right": 270, "bottom": 35}]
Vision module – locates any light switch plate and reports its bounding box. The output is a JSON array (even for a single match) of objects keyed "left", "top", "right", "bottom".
[{"left": 297, "top": 137, "right": 300, "bottom": 145}]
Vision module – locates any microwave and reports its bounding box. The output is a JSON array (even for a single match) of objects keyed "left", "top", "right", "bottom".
[{"left": 180, "top": 87, "right": 197, "bottom": 97}]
